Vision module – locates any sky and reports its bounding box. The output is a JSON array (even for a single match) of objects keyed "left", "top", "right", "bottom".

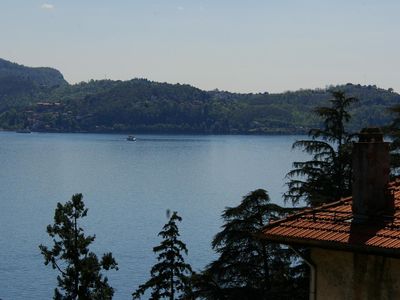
[{"left": 1, "top": 0, "right": 399, "bottom": 93}]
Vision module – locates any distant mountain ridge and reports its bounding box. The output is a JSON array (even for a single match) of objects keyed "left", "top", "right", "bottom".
[{"left": 0, "top": 58, "right": 398, "bottom": 134}]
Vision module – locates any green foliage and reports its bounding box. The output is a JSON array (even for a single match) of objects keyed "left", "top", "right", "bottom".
[
  {"left": 385, "top": 105, "right": 400, "bottom": 176},
  {"left": 0, "top": 58, "right": 67, "bottom": 111},
  {"left": 190, "top": 189, "right": 307, "bottom": 300},
  {"left": 284, "top": 91, "right": 357, "bottom": 206},
  {"left": 133, "top": 211, "right": 192, "bottom": 300},
  {"left": 0, "top": 60, "right": 399, "bottom": 135},
  {"left": 0, "top": 58, "right": 67, "bottom": 87},
  {"left": 39, "top": 193, "right": 118, "bottom": 300}
]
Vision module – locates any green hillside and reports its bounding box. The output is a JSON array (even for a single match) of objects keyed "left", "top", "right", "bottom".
[
  {"left": 0, "top": 58, "right": 67, "bottom": 109},
  {"left": 0, "top": 58, "right": 398, "bottom": 134}
]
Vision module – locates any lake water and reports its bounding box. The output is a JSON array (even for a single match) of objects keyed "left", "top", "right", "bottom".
[{"left": 0, "top": 132, "right": 307, "bottom": 299}]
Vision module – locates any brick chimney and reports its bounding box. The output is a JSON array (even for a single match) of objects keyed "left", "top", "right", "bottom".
[{"left": 352, "top": 128, "right": 393, "bottom": 223}]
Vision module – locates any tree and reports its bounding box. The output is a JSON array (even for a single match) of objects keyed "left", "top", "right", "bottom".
[
  {"left": 39, "top": 193, "right": 118, "bottom": 300},
  {"left": 190, "top": 189, "right": 304, "bottom": 300},
  {"left": 386, "top": 105, "right": 400, "bottom": 176},
  {"left": 132, "top": 211, "right": 192, "bottom": 300},
  {"left": 284, "top": 90, "right": 358, "bottom": 206}
]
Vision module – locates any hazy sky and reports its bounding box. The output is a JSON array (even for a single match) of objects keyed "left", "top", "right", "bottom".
[{"left": 1, "top": 0, "right": 399, "bottom": 93}]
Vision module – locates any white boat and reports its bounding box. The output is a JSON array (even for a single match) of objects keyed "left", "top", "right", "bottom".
[{"left": 127, "top": 135, "right": 137, "bottom": 141}]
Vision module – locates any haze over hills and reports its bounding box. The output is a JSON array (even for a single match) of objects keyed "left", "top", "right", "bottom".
[
  {"left": 0, "top": 58, "right": 398, "bottom": 134},
  {"left": 0, "top": 58, "right": 66, "bottom": 86}
]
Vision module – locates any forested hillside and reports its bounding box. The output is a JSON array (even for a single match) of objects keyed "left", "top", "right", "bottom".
[
  {"left": 0, "top": 58, "right": 398, "bottom": 134},
  {"left": 0, "top": 58, "right": 67, "bottom": 109}
]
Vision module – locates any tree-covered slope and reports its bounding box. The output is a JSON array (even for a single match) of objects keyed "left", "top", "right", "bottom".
[
  {"left": 0, "top": 58, "right": 67, "bottom": 109},
  {"left": 230, "top": 84, "right": 400, "bottom": 132},
  {"left": 0, "top": 58, "right": 67, "bottom": 87},
  {"left": 0, "top": 58, "right": 398, "bottom": 134}
]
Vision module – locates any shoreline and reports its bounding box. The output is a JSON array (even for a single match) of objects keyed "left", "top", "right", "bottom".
[{"left": 0, "top": 128, "right": 308, "bottom": 136}]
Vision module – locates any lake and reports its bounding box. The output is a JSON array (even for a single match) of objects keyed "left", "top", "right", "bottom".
[{"left": 0, "top": 132, "right": 308, "bottom": 299}]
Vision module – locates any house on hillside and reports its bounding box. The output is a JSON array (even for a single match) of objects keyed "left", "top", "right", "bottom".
[{"left": 261, "top": 128, "right": 400, "bottom": 300}]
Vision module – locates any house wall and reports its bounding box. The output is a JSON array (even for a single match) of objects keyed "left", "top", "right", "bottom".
[{"left": 311, "top": 248, "right": 400, "bottom": 300}]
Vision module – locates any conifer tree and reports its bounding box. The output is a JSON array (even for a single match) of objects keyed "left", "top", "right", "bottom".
[
  {"left": 190, "top": 189, "right": 302, "bottom": 300},
  {"left": 39, "top": 193, "right": 118, "bottom": 300},
  {"left": 386, "top": 105, "right": 400, "bottom": 176},
  {"left": 132, "top": 211, "right": 192, "bottom": 300},
  {"left": 284, "top": 90, "right": 357, "bottom": 206}
]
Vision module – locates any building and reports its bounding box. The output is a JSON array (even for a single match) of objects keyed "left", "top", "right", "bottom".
[{"left": 261, "top": 128, "right": 400, "bottom": 300}]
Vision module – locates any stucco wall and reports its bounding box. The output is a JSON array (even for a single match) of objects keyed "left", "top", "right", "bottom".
[{"left": 311, "top": 248, "right": 400, "bottom": 300}]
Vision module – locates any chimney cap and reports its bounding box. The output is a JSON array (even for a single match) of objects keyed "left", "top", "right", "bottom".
[{"left": 358, "top": 127, "right": 383, "bottom": 143}]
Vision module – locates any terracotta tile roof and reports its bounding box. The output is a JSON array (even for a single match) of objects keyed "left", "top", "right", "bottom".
[{"left": 261, "top": 180, "right": 400, "bottom": 257}]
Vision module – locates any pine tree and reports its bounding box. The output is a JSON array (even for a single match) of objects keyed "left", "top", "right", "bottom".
[
  {"left": 284, "top": 90, "right": 357, "bottom": 206},
  {"left": 190, "top": 189, "right": 303, "bottom": 300},
  {"left": 39, "top": 193, "right": 118, "bottom": 300},
  {"left": 132, "top": 211, "right": 192, "bottom": 300}
]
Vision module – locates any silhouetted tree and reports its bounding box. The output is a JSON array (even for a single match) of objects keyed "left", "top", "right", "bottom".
[
  {"left": 284, "top": 90, "right": 358, "bottom": 206},
  {"left": 39, "top": 193, "right": 118, "bottom": 300},
  {"left": 189, "top": 189, "right": 304, "bottom": 300},
  {"left": 386, "top": 105, "right": 400, "bottom": 176},
  {"left": 133, "top": 211, "right": 192, "bottom": 300}
]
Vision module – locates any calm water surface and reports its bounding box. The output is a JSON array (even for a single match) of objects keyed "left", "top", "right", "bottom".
[{"left": 0, "top": 132, "right": 307, "bottom": 299}]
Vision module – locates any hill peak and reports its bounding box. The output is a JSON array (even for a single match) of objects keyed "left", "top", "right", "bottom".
[{"left": 0, "top": 58, "right": 67, "bottom": 87}]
